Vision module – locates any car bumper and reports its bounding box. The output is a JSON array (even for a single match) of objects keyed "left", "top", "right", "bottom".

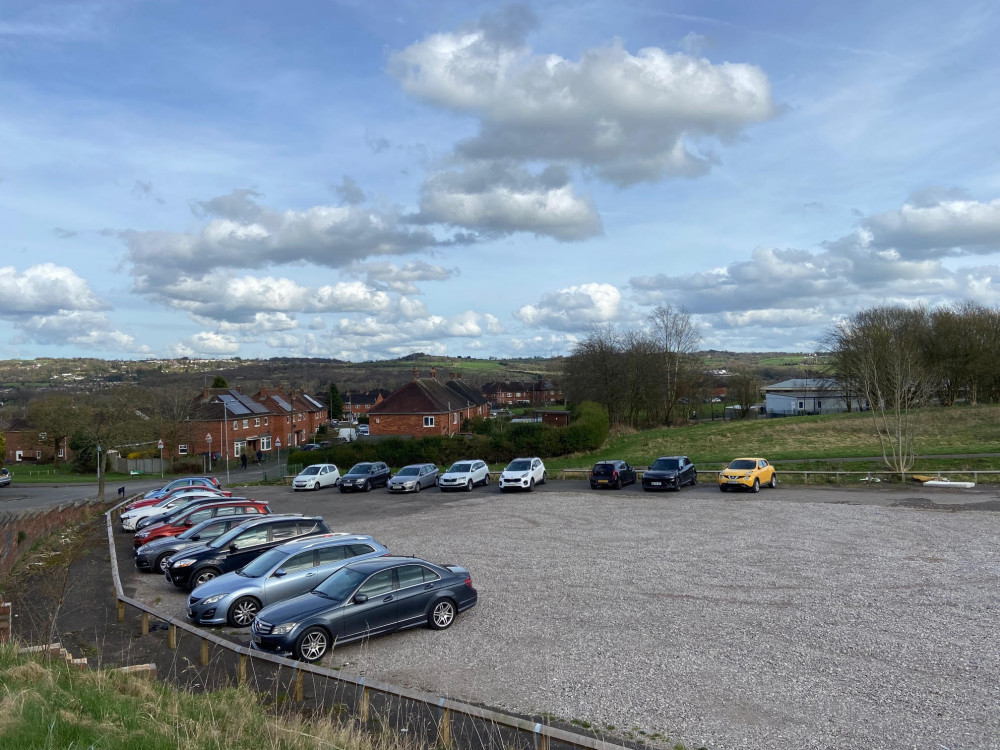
[
  {"left": 642, "top": 477, "right": 679, "bottom": 490},
  {"left": 187, "top": 602, "right": 229, "bottom": 626},
  {"left": 498, "top": 478, "right": 532, "bottom": 490},
  {"left": 134, "top": 555, "right": 154, "bottom": 571},
  {"left": 719, "top": 476, "right": 754, "bottom": 489},
  {"left": 388, "top": 484, "right": 417, "bottom": 493},
  {"left": 248, "top": 634, "right": 294, "bottom": 656},
  {"left": 165, "top": 567, "right": 193, "bottom": 588}
]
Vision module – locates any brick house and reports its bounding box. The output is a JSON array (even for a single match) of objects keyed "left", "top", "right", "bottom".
[
  {"left": 482, "top": 380, "right": 563, "bottom": 406},
  {"left": 343, "top": 389, "right": 389, "bottom": 420},
  {"left": 253, "top": 389, "right": 329, "bottom": 451},
  {"left": 368, "top": 369, "right": 490, "bottom": 437},
  {"left": 181, "top": 388, "right": 277, "bottom": 462},
  {"left": 1, "top": 417, "right": 72, "bottom": 464}
]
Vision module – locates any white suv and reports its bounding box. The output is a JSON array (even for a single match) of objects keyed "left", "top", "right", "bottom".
[{"left": 499, "top": 457, "right": 547, "bottom": 492}]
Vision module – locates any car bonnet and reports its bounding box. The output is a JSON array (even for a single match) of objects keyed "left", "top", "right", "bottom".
[{"left": 256, "top": 590, "right": 338, "bottom": 623}]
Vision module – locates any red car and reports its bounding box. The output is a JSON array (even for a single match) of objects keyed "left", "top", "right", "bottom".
[{"left": 133, "top": 499, "right": 270, "bottom": 549}]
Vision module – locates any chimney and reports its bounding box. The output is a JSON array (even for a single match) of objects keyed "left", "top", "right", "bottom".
[
  {"left": 449, "top": 371, "right": 455, "bottom": 380},
  {"left": 203, "top": 388, "right": 211, "bottom": 400},
  {"left": 412, "top": 367, "right": 419, "bottom": 381},
  {"left": 430, "top": 367, "right": 437, "bottom": 379}
]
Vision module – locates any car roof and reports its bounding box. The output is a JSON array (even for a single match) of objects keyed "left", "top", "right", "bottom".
[
  {"left": 400, "top": 463, "right": 435, "bottom": 469},
  {"left": 301, "top": 463, "right": 337, "bottom": 469},
  {"left": 343, "top": 555, "right": 440, "bottom": 574},
  {"left": 654, "top": 455, "right": 688, "bottom": 460},
  {"left": 172, "top": 498, "right": 266, "bottom": 514},
  {"left": 232, "top": 513, "right": 317, "bottom": 528},
  {"left": 272, "top": 533, "right": 375, "bottom": 554},
  {"left": 729, "top": 456, "right": 764, "bottom": 461}
]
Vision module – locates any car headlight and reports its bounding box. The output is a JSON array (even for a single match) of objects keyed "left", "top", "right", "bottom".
[
  {"left": 172, "top": 558, "right": 196, "bottom": 568},
  {"left": 200, "top": 594, "right": 226, "bottom": 605},
  {"left": 271, "top": 622, "right": 298, "bottom": 636},
  {"left": 137, "top": 531, "right": 151, "bottom": 538}
]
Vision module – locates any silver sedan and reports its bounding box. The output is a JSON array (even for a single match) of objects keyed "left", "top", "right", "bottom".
[{"left": 387, "top": 463, "right": 439, "bottom": 493}]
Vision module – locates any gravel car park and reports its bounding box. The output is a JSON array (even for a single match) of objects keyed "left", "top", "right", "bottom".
[{"left": 121, "top": 481, "right": 1000, "bottom": 750}]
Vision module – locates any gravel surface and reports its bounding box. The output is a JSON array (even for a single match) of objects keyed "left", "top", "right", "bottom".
[{"left": 125, "top": 486, "right": 1000, "bottom": 750}]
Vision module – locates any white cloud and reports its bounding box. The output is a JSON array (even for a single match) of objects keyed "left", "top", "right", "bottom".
[
  {"left": 345, "top": 260, "right": 456, "bottom": 295},
  {"left": 389, "top": 13, "right": 776, "bottom": 185},
  {"left": 0, "top": 263, "right": 107, "bottom": 314},
  {"left": 515, "top": 283, "right": 624, "bottom": 331},
  {"left": 862, "top": 198, "right": 1000, "bottom": 258}
]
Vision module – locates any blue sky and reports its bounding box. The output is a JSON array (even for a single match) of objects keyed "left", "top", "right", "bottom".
[{"left": 4, "top": 0, "right": 1000, "bottom": 360}]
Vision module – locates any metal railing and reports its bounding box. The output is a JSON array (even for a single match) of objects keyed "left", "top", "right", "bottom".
[{"left": 104, "top": 500, "right": 629, "bottom": 750}]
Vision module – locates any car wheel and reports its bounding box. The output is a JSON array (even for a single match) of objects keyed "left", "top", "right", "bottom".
[
  {"left": 768, "top": 474, "right": 777, "bottom": 488},
  {"left": 294, "top": 626, "right": 330, "bottom": 662},
  {"left": 155, "top": 553, "right": 173, "bottom": 573},
  {"left": 465, "top": 479, "right": 473, "bottom": 492},
  {"left": 429, "top": 598, "right": 457, "bottom": 630},
  {"left": 719, "top": 484, "right": 728, "bottom": 492},
  {"left": 482, "top": 473, "right": 490, "bottom": 486},
  {"left": 541, "top": 471, "right": 547, "bottom": 485},
  {"left": 191, "top": 567, "right": 220, "bottom": 589},
  {"left": 227, "top": 596, "right": 261, "bottom": 627},
  {"left": 614, "top": 478, "right": 622, "bottom": 490},
  {"left": 751, "top": 478, "right": 760, "bottom": 493},
  {"left": 691, "top": 472, "right": 698, "bottom": 486},
  {"left": 528, "top": 478, "right": 535, "bottom": 492},
  {"left": 363, "top": 481, "right": 371, "bottom": 492},
  {"left": 339, "top": 486, "right": 347, "bottom": 493}
]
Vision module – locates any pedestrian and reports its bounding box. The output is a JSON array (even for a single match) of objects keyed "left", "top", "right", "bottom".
[
  {"left": 240, "top": 453, "right": 248, "bottom": 470},
  {"left": 256, "top": 449, "right": 263, "bottom": 465}
]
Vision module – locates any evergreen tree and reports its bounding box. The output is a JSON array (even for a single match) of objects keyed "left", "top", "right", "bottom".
[{"left": 328, "top": 383, "right": 342, "bottom": 421}]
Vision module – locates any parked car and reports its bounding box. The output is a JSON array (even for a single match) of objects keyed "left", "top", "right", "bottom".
[
  {"left": 292, "top": 464, "right": 341, "bottom": 491},
  {"left": 338, "top": 461, "right": 391, "bottom": 493},
  {"left": 356, "top": 424, "right": 369, "bottom": 436},
  {"left": 438, "top": 460, "right": 490, "bottom": 492},
  {"left": 165, "top": 515, "right": 332, "bottom": 591},
  {"left": 120, "top": 490, "right": 232, "bottom": 531},
  {"left": 141, "top": 476, "right": 220, "bottom": 500},
  {"left": 186, "top": 534, "right": 390, "bottom": 627},
  {"left": 641, "top": 456, "right": 698, "bottom": 492},
  {"left": 124, "top": 485, "right": 230, "bottom": 512},
  {"left": 718, "top": 457, "right": 777, "bottom": 493},
  {"left": 301, "top": 443, "right": 322, "bottom": 451},
  {"left": 135, "top": 514, "right": 263, "bottom": 573},
  {"left": 589, "top": 460, "right": 637, "bottom": 490},
  {"left": 250, "top": 556, "right": 478, "bottom": 662},
  {"left": 0, "top": 468, "right": 11, "bottom": 488},
  {"left": 133, "top": 499, "right": 270, "bottom": 548},
  {"left": 132, "top": 492, "right": 239, "bottom": 531},
  {"left": 387, "top": 464, "right": 439, "bottom": 493},
  {"left": 498, "top": 457, "right": 547, "bottom": 492}
]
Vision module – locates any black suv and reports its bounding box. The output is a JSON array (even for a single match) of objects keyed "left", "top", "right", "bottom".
[
  {"left": 641, "top": 455, "right": 697, "bottom": 491},
  {"left": 338, "top": 461, "right": 391, "bottom": 492},
  {"left": 589, "top": 460, "right": 637, "bottom": 489},
  {"left": 164, "top": 515, "right": 331, "bottom": 590}
]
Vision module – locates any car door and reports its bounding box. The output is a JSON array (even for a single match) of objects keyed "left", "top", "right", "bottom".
[
  {"left": 262, "top": 550, "right": 318, "bottom": 606},
  {"left": 224, "top": 525, "right": 271, "bottom": 570},
  {"left": 341, "top": 569, "right": 398, "bottom": 639},
  {"left": 393, "top": 564, "right": 441, "bottom": 626},
  {"left": 474, "top": 461, "right": 487, "bottom": 483},
  {"left": 622, "top": 462, "right": 635, "bottom": 484},
  {"left": 758, "top": 460, "right": 773, "bottom": 483}
]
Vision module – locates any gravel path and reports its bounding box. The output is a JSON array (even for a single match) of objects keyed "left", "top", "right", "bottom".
[{"left": 128, "top": 487, "right": 1000, "bottom": 749}]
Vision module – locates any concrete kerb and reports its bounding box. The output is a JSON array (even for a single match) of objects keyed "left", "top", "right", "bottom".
[{"left": 104, "top": 496, "right": 631, "bottom": 750}]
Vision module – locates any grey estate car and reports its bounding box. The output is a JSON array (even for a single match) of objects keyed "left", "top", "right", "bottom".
[
  {"left": 134, "top": 514, "right": 261, "bottom": 573},
  {"left": 387, "top": 463, "right": 439, "bottom": 493},
  {"left": 186, "top": 534, "right": 389, "bottom": 627}
]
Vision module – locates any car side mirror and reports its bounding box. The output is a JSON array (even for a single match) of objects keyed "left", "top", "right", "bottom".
[
  {"left": 353, "top": 593, "right": 368, "bottom": 604},
  {"left": 190, "top": 535, "right": 201, "bottom": 541},
  {"left": 272, "top": 568, "right": 287, "bottom": 578},
  {"left": 229, "top": 543, "right": 240, "bottom": 552},
  {"left": 184, "top": 521, "right": 194, "bottom": 526}
]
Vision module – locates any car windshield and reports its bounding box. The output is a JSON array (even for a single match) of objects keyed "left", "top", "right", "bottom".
[
  {"left": 448, "top": 463, "right": 471, "bottom": 473},
  {"left": 728, "top": 459, "right": 757, "bottom": 470},
  {"left": 300, "top": 466, "right": 321, "bottom": 476},
  {"left": 592, "top": 463, "right": 616, "bottom": 474},
  {"left": 313, "top": 567, "right": 368, "bottom": 601},
  {"left": 347, "top": 463, "right": 372, "bottom": 475},
  {"left": 651, "top": 458, "right": 679, "bottom": 471},
  {"left": 507, "top": 460, "right": 531, "bottom": 471},
  {"left": 237, "top": 548, "right": 288, "bottom": 578},
  {"left": 396, "top": 467, "right": 419, "bottom": 476}
]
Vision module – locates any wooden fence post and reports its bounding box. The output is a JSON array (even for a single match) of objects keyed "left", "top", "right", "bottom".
[
  {"left": 168, "top": 624, "right": 177, "bottom": 650},
  {"left": 437, "top": 699, "right": 452, "bottom": 747}
]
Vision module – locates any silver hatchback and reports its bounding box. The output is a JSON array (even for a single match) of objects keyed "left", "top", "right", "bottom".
[{"left": 186, "top": 534, "right": 389, "bottom": 627}]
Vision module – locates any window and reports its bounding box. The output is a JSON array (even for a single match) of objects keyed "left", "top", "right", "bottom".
[
  {"left": 261, "top": 437, "right": 271, "bottom": 450},
  {"left": 36, "top": 451, "right": 41, "bottom": 459},
  {"left": 396, "top": 564, "right": 431, "bottom": 589},
  {"left": 318, "top": 546, "right": 347, "bottom": 565},
  {"left": 264, "top": 417, "right": 268, "bottom": 425},
  {"left": 358, "top": 570, "right": 394, "bottom": 597},
  {"left": 375, "top": 418, "right": 380, "bottom": 424},
  {"left": 282, "top": 551, "right": 316, "bottom": 573},
  {"left": 452, "top": 413, "right": 458, "bottom": 424},
  {"left": 233, "top": 420, "right": 238, "bottom": 429},
  {"left": 215, "top": 506, "right": 239, "bottom": 516},
  {"left": 423, "top": 416, "right": 435, "bottom": 427},
  {"left": 242, "top": 419, "right": 249, "bottom": 429},
  {"left": 798, "top": 401, "right": 804, "bottom": 409},
  {"left": 234, "top": 441, "right": 245, "bottom": 456},
  {"left": 38, "top": 432, "right": 47, "bottom": 441},
  {"left": 57, "top": 448, "right": 64, "bottom": 458},
  {"left": 178, "top": 445, "right": 189, "bottom": 455},
  {"left": 254, "top": 418, "right": 260, "bottom": 427},
  {"left": 269, "top": 522, "right": 301, "bottom": 541},
  {"left": 233, "top": 528, "right": 268, "bottom": 547}
]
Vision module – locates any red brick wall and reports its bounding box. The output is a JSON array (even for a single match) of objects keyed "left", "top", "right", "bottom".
[
  {"left": 0, "top": 500, "right": 108, "bottom": 582},
  {"left": 370, "top": 413, "right": 453, "bottom": 436}
]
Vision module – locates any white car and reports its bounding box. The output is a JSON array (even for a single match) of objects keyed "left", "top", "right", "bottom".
[
  {"left": 119, "top": 489, "right": 228, "bottom": 531},
  {"left": 498, "top": 457, "right": 547, "bottom": 492},
  {"left": 438, "top": 459, "right": 491, "bottom": 492},
  {"left": 292, "top": 463, "right": 341, "bottom": 491}
]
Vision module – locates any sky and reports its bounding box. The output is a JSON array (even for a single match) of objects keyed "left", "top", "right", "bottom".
[{"left": 3, "top": 0, "right": 1000, "bottom": 361}]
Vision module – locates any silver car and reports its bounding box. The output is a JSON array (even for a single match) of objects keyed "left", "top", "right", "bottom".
[
  {"left": 186, "top": 534, "right": 390, "bottom": 627},
  {"left": 387, "top": 463, "right": 439, "bottom": 493}
]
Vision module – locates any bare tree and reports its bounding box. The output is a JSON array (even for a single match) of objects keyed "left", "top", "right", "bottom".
[
  {"left": 27, "top": 394, "right": 79, "bottom": 467},
  {"left": 564, "top": 325, "right": 629, "bottom": 426},
  {"left": 648, "top": 305, "right": 701, "bottom": 425},
  {"left": 827, "top": 306, "right": 931, "bottom": 474},
  {"left": 729, "top": 370, "right": 762, "bottom": 419}
]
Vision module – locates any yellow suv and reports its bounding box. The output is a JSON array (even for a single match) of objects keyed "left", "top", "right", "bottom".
[{"left": 718, "top": 457, "right": 776, "bottom": 493}]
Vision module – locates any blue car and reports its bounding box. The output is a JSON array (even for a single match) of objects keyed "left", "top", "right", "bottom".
[{"left": 250, "top": 556, "right": 478, "bottom": 662}]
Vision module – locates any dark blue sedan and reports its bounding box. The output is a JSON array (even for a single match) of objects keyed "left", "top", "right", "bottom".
[{"left": 249, "top": 556, "right": 478, "bottom": 662}]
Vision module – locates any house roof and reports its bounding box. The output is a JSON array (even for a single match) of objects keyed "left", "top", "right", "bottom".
[
  {"left": 191, "top": 388, "right": 274, "bottom": 420},
  {"left": 765, "top": 378, "right": 840, "bottom": 392},
  {"left": 370, "top": 378, "right": 488, "bottom": 415},
  {"left": 345, "top": 389, "right": 389, "bottom": 406}
]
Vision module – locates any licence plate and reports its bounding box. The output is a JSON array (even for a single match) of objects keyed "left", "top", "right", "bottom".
[
  {"left": 597, "top": 479, "right": 608, "bottom": 484},
  {"left": 650, "top": 481, "right": 661, "bottom": 486},
  {"left": 727, "top": 479, "right": 739, "bottom": 484}
]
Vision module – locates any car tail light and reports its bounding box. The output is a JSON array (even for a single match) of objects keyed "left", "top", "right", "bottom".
[
  {"left": 612, "top": 470, "right": 618, "bottom": 479},
  {"left": 464, "top": 576, "right": 473, "bottom": 588}
]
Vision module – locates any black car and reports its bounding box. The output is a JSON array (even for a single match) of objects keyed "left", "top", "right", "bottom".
[
  {"left": 250, "top": 556, "right": 478, "bottom": 662},
  {"left": 641, "top": 455, "right": 697, "bottom": 491},
  {"left": 589, "top": 460, "right": 637, "bottom": 489},
  {"left": 165, "top": 515, "right": 331, "bottom": 590},
  {"left": 338, "top": 461, "right": 391, "bottom": 493},
  {"left": 134, "top": 514, "right": 261, "bottom": 573}
]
